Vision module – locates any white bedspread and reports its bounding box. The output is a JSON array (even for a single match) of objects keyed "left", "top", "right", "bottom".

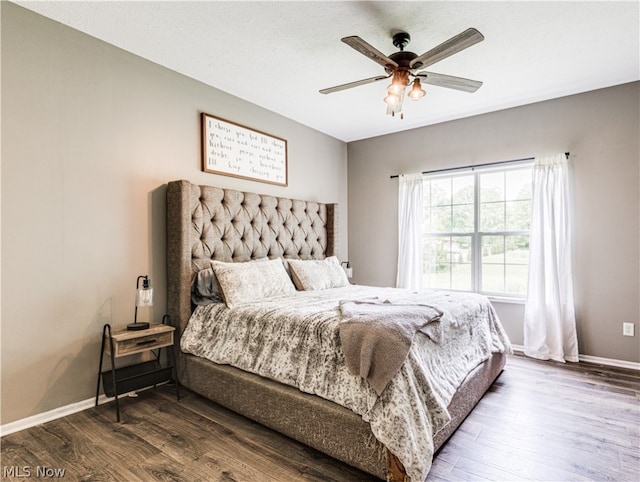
[{"left": 180, "top": 285, "right": 511, "bottom": 481}]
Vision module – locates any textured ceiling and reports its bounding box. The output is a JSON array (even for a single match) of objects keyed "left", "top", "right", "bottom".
[{"left": 14, "top": 1, "right": 640, "bottom": 142}]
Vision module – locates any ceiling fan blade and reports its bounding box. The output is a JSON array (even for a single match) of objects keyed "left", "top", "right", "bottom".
[
  {"left": 410, "top": 28, "right": 484, "bottom": 69},
  {"left": 319, "top": 74, "right": 390, "bottom": 94},
  {"left": 342, "top": 36, "right": 399, "bottom": 69},
  {"left": 416, "top": 72, "right": 483, "bottom": 93}
]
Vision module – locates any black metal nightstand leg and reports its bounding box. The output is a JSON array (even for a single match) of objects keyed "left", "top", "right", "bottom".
[
  {"left": 162, "top": 314, "right": 180, "bottom": 401},
  {"left": 96, "top": 323, "right": 120, "bottom": 422},
  {"left": 95, "top": 324, "right": 108, "bottom": 407},
  {"left": 170, "top": 344, "right": 180, "bottom": 401},
  {"left": 106, "top": 326, "right": 121, "bottom": 422}
]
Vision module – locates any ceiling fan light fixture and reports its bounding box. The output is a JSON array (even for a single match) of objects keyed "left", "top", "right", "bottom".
[
  {"left": 384, "top": 93, "right": 401, "bottom": 106},
  {"left": 408, "top": 78, "right": 426, "bottom": 100},
  {"left": 387, "top": 83, "right": 404, "bottom": 96},
  {"left": 388, "top": 71, "right": 409, "bottom": 96}
]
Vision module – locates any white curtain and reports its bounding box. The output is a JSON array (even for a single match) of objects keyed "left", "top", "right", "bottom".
[
  {"left": 524, "top": 153, "right": 579, "bottom": 362},
  {"left": 396, "top": 173, "right": 424, "bottom": 289}
]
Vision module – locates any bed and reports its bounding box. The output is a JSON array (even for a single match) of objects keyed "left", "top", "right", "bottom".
[{"left": 166, "top": 180, "right": 510, "bottom": 481}]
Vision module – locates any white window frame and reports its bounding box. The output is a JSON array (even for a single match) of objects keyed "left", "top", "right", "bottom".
[{"left": 422, "top": 161, "right": 533, "bottom": 301}]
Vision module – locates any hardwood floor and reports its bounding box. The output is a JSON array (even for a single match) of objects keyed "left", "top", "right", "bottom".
[
  {"left": 2, "top": 354, "right": 638, "bottom": 481},
  {"left": 429, "top": 355, "right": 640, "bottom": 482}
]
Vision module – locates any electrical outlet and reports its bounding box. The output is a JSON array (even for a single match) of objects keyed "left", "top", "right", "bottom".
[{"left": 623, "top": 322, "right": 635, "bottom": 337}]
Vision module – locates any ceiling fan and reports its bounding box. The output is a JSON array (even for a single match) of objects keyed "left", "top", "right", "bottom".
[{"left": 320, "top": 28, "right": 484, "bottom": 119}]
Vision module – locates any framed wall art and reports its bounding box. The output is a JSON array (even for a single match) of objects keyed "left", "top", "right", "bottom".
[{"left": 201, "top": 113, "right": 288, "bottom": 186}]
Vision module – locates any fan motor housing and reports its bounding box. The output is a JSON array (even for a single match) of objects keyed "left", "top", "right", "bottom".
[
  {"left": 389, "top": 31, "right": 424, "bottom": 71},
  {"left": 387, "top": 51, "right": 423, "bottom": 73}
]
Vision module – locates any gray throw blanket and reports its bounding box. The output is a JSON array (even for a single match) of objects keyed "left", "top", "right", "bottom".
[{"left": 339, "top": 300, "right": 443, "bottom": 395}]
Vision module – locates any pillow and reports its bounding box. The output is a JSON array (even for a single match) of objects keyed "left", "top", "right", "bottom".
[
  {"left": 191, "top": 266, "right": 223, "bottom": 306},
  {"left": 212, "top": 258, "right": 295, "bottom": 308},
  {"left": 191, "top": 257, "right": 269, "bottom": 306},
  {"left": 287, "top": 256, "right": 350, "bottom": 291}
]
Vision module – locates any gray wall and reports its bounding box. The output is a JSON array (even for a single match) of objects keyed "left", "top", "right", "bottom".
[
  {"left": 1, "top": 3, "right": 347, "bottom": 424},
  {"left": 348, "top": 81, "right": 640, "bottom": 363}
]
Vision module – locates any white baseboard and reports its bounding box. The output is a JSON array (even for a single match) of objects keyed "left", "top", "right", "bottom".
[
  {"left": 511, "top": 344, "right": 640, "bottom": 370},
  {"left": 1, "top": 383, "right": 167, "bottom": 437},
  {"left": 577, "top": 354, "right": 640, "bottom": 371},
  {"left": 1, "top": 394, "right": 109, "bottom": 437}
]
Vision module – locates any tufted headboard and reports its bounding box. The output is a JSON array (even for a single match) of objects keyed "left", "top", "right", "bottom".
[{"left": 166, "top": 180, "right": 338, "bottom": 336}]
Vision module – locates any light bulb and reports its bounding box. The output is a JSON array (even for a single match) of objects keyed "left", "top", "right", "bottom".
[
  {"left": 135, "top": 276, "right": 154, "bottom": 307},
  {"left": 388, "top": 82, "right": 405, "bottom": 96},
  {"left": 388, "top": 70, "right": 410, "bottom": 96},
  {"left": 136, "top": 287, "right": 153, "bottom": 307},
  {"left": 384, "top": 93, "right": 401, "bottom": 106},
  {"left": 408, "top": 79, "right": 426, "bottom": 100}
]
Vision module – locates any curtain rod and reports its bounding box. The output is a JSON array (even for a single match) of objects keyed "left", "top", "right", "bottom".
[{"left": 390, "top": 152, "right": 570, "bottom": 179}]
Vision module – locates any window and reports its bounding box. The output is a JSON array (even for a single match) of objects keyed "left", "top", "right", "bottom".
[{"left": 422, "top": 163, "right": 533, "bottom": 297}]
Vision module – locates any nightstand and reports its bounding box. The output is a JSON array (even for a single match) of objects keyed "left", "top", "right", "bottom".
[{"left": 95, "top": 321, "right": 180, "bottom": 421}]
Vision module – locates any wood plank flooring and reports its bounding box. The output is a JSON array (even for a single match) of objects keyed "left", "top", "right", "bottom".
[{"left": 2, "top": 354, "right": 639, "bottom": 481}]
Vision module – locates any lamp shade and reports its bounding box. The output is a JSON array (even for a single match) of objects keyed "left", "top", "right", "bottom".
[
  {"left": 136, "top": 277, "right": 153, "bottom": 307},
  {"left": 128, "top": 275, "right": 153, "bottom": 331},
  {"left": 408, "top": 79, "right": 426, "bottom": 100},
  {"left": 384, "top": 93, "right": 401, "bottom": 106}
]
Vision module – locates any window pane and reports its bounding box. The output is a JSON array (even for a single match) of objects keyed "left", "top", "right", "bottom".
[
  {"left": 481, "top": 235, "right": 529, "bottom": 294},
  {"left": 482, "top": 235, "right": 505, "bottom": 261},
  {"left": 452, "top": 175, "right": 474, "bottom": 204},
  {"left": 451, "top": 235, "right": 472, "bottom": 290},
  {"left": 426, "top": 177, "right": 475, "bottom": 234},
  {"left": 426, "top": 237, "right": 450, "bottom": 265},
  {"left": 431, "top": 205, "right": 452, "bottom": 233},
  {"left": 432, "top": 265, "right": 451, "bottom": 289},
  {"left": 506, "top": 200, "right": 531, "bottom": 231},
  {"left": 431, "top": 179, "right": 451, "bottom": 206},
  {"left": 453, "top": 235, "right": 472, "bottom": 263},
  {"left": 425, "top": 235, "right": 472, "bottom": 291},
  {"left": 506, "top": 169, "right": 532, "bottom": 201},
  {"left": 480, "top": 172, "right": 504, "bottom": 203},
  {"left": 506, "top": 265, "right": 528, "bottom": 294},
  {"left": 482, "top": 235, "right": 504, "bottom": 292},
  {"left": 505, "top": 235, "right": 529, "bottom": 264},
  {"left": 452, "top": 263, "right": 472, "bottom": 291},
  {"left": 425, "top": 236, "right": 451, "bottom": 289},
  {"left": 482, "top": 264, "right": 504, "bottom": 292},
  {"left": 424, "top": 238, "right": 443, "bottom": 287},
  {"left": 480, "top": 202, "right": 505, "bottom": 232},
  {"left": 452, "top": 204, "right": 474, "bottom": 232}
]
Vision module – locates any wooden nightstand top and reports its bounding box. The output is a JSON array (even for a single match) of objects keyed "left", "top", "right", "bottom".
[{"left": 105, "top": 323, "right": 175, "bottom": 357}]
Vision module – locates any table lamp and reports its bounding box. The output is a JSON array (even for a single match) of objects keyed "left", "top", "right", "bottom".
[{"left": 127, "top": 275, "right": 153, "bottom": 331}]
